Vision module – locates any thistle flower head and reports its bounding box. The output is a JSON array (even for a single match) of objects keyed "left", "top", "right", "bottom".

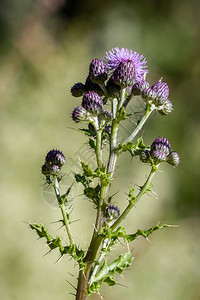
[
  {"left": 151, "top": 137, "right": 171, "bottom": 156},
  {"left": 89, "top": 59, "right": 108, "bottom": 85},
  {"left": 151, "top": 80, "right": 169, "bottom": 102},
  {"left": 112, "top": 60, "right": 136, "bottom": 87},
  {"left": 142, "top": 87, "right": 157, "bottom": 102},
  {"left": 82, "top": 91, "right": 103, "bottom": 114},
  {"left": 105, "top": 204, "right": 120, "bottom": 220},
  {"left": 132, "top": 80, "right": 150, "bottom": 96},
  {"left": 140, "top": 150, "right": 151, "bottom": 163},
  {"left": 104, "top": 47, "right": 148, "bottom": 82},
  {"left": 41, "top": 163, "right": 60, "bottom": 176},
  {"left": 45, "top": 149, "right": 66, "bottom": 168},
  {"left": 167, "top": 151, "right": 180, "bottom": 167},
  {"left": 101, "top": 109, "right": 113, "bottom": 122},
  {"left": 72, "top": 106, "right": 87, "bottom": 123},
  {"left": 158, "top": 99, "right": 173, "bottom": 115},
  {"left": 71, "top": 82, "right": 85, "bottom": 97},
  {"left": 151, "top": 149, "right": 167, "bottom": 163}
]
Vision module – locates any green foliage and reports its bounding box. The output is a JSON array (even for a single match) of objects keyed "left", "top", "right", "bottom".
[
  {"left": 115, "top": 137, "right": 149, "bottom": 156},
  {"left": 89, "top": 138, "right": 96, "bottom": 151},
  {"left": 77, "top": 128, "right": 95, "bottom": 137},
  {"left": 84, "top": 184, "right": 101, "bottom": 207},
  {"left": 87, "top": 253, "right": 133, "bottom": 295},
  {"left": 124, "top": 224, "right": 172, "bottom": 243},
  {"left": 29, "top": 223, "right": 84, "bottom": 263},
  {"left": 101, "top": 224, "right": 172, "bottom": 245},
  {"left": 80, "top": 162, "right": 111, "bottom": 185}
]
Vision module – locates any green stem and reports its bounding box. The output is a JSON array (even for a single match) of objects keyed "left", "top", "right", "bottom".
[
  {"left": 53, "top": 177, "right": 74, "bottom": 244},
  {"left": 95, "top": 129, "right": 103, "bottom": 168},
  {"left": 111, "top": 165, "right": 157, "bottom": 231},
  {"left": 107, "top": 88, "right": 126, "bottom": 176},
  {"left": 89, "top": 238, "right": 109, "bottom": 285},
  {"left": 76, "top": 89, "right": 126, "bottom": 300},
  {"left": 123, "top": 103, "right": 155, "bottom": 145}
]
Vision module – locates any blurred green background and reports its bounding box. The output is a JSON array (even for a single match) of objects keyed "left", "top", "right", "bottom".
[{"left": 0, "top": 0, "right": 200, "bottom": 299}]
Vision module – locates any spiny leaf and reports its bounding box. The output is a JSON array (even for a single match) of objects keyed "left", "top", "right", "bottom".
[
  {"left": 124, "top": 224, "right": 172, "bottom": 243},
  {"left": 77, "top": 128, "right": 95, "bottom": 137},
  {"left": 29, "top": 223, "right": 84, "bottom": 263},
  {"left": 115, "top": 137, "right": 149, "bottom": 156},
  {"left": 87, "top": 253, "right": 133, "bottom": 295},
  {"left": 84, "top": 184, "right": 101, "bottom": 207},
  {"left": 81, "top": 162, "right": 96, "bottom": 177},
  {"left": 74, "top": 174, "right": 92, "bottom": 187}
]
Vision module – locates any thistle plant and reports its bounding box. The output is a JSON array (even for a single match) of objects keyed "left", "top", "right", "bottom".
[{"left": 30, "top": 47, "right": 180, "bottom": 300}]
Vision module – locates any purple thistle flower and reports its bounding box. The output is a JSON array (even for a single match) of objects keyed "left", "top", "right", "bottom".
[
  {"left": 89, "top": 59, "right": 108, "bottom": 85},
  {"left": 105, "top": 204, "right": 120, "bottom": 220},
  {"left": 151, "top": 150, "right": 167, "bottom": 163},
  {"left": 158, "top": 99, "right": 173, "bottom": 115},
  {"left": 167, "top": 151, "right": 180, "bottom": 167},
  {"left": 151, "top": 80, "right": 169, "bottom": 102},
  {"left": 72, "top": 106, "right": 87, "bottom": 123},
  {"left": 142, "top": 87, "right": 157, "bottom": 101},
  {"left": 101, "top": 109, "right": 113, "bottom": 122},
  {"left": 82, "top": 91, "right": 103, "bottom": 114},
  {"left": 104, "top": 47, "right": 148, "bottom": 82},
  {"left": 151, "top": 137, "right": 171, "bottom": 156},
  {"left": 112, "top": 60, "right": 136, "bottom": 87},
  {"left": 132, "top": 80, "right": 150, "bottom": 96},
  {"left": 41, "top": 163, "right": 60, "bottom": 176},
  {"left": 140, "top": 150, "right": 151, "bottom": 163},
  {"left": 71, "top": 82, "right": 85, "bottom": 97},
  {"left": 45, "top": 149, "right": 66, "bottom": 167}
]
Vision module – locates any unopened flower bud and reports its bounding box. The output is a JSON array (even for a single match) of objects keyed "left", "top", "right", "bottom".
[
  {"left": 82, "top": 91, "right": 103, "bottom": 114},
  {"left": 101, "top": 110, "right": 112, "bottom": 122},
  {"left": 105, "top": 204, "right": 120, "bottom": 220},
  {"left": 151, "top": 149, "right": 167, "bottom": 163},
  {"left": 151, "top": 80, "right": 169, "bottom": 102},
  {"left": 132, "top": 80, "right": 150, "bottom": 96},
  {"left": 142, "top": 87, "right": 157, "bottom": 102},
  {"left": 89, "top": 59, "right": 108, "bottom": 85},
  {"left": 72, "top": 106, "right": 87, "bottom": 123},
  {"left": 167, "top": 151, "right": 180, "bottom": 167},
  {"left": 45, "top": 149, "right": 66, "bottom": 168},
  {"left": 140, "top": 150, "right": 151, "bottom": 163},
  {"left": 71, "top": 83, "right": 85, "bottom": 97},
  {"left": 158, "top": 99, "right": 173, "bottom": 115},
  {"left": 151, "top": 137, "right": 171, "bottom": 156},
  {"left": 113, "top": 60, "right": 135, "bottom": 87}
]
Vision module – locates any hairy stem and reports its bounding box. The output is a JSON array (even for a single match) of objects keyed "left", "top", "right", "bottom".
[
  {"left": 95, "top": 129, "right": 103, "bottom": 168},
  {"left": 53, "top": 177, "right": 74, "bottom": 244}
]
